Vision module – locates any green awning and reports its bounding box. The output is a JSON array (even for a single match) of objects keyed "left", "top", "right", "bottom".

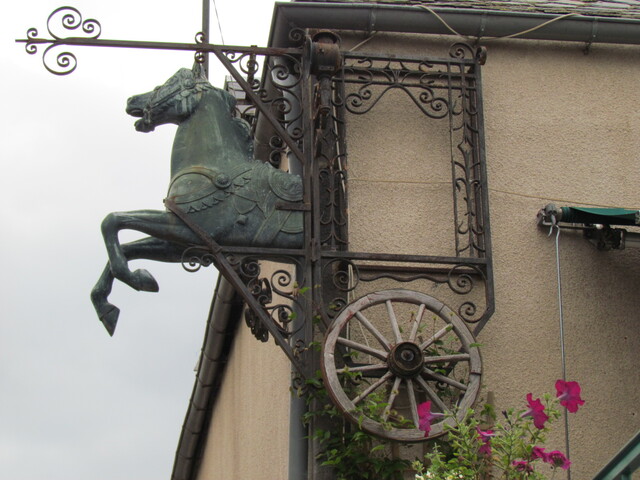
[{"left": 560, "top": 207, "right": 640, "bottom": 226}]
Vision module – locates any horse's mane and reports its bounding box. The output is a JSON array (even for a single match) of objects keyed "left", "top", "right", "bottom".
[{"left": 171, "top": 65, "right": 254, "bottom": 157}]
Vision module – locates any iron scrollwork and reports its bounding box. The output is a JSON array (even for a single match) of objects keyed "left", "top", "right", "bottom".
[
  {"left": 322, "top": 258, "right": 359, "bottom": 293},
  {"left": 337, "top": 57, "right": 452, "bottom": 119},
  {"left": 449, "top": 65, "right": 486, "bottom": 258},
  {"left": 336, "top": 44, "right": 489, "bottom": 260},
  {"left": 449, "top": 42, "right": 487, "bottom": 65},
  {"left": 179, "top": 247, "right": 309, "bottom": 343},
  {"left": 181, "top": 246, "right": 216, "bottom": 272},
  {"left": 21, "top": 7, "right": 101, "bottom": 75},
  {"left": 221, "top": 49, "right": 304, "bottom": 167},
  {"left": 231, "top": 256, "right": 308, "bottom": 343}
]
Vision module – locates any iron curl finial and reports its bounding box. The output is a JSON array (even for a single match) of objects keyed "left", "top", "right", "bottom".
[
  {"left": 194, "top": 31, "right": 206, "bottom": 44},
  {"left": 17, "top": 6, "right": 102, "bottom": 75},
  {"left": 47, "top": 6, "right": 101, "bottom": 40},
  {"left": 194, "top": 31, "right": 206, "bottom": 64}
]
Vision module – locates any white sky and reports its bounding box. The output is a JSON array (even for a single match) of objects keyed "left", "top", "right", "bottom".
[{"left": 0, "top": 1, "right": 287, "bottom": 479}]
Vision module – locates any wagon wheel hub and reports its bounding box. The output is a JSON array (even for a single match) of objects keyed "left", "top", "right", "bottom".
[{"left": 388, "top": 341, "right": 424, "bottom": 378}]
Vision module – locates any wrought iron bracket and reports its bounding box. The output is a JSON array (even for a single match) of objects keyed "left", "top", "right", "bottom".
[{"left": 165, "top": 198, "right": 307, "bottom": 378}]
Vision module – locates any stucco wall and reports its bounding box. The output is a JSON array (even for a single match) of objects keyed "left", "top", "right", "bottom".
[
  {"left": 196, "top": 300, "right": 292, "bottom": 479},
  {"left": 341, "top": 32, "right": 640, "bottom": 479}
]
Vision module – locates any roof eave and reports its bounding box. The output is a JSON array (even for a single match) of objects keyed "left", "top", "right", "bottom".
[{"left": 270, "top": 1, "right": 640, "bottom": 46}]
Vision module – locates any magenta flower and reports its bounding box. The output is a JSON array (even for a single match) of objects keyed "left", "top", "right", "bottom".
[
  {"left": 531, "top": 446, "right": 548, "bottom": 461},
  {"left": 546, "top": 450, "right": 571, "bottom": 470},
  {"left": 417, "top": 401, "right": 444, "bottom": 438},
  {"left": 555, "top": 380, "right": 585, "bottom": 413},
  {"left": 512, "top": 460, "right": 534, "bottom": 473},
  {"left": 476, "top": 427, "right": 494, "bottom": 456},
  {"left": 522, "top": 393, "right": 549, "bottom": 429}
]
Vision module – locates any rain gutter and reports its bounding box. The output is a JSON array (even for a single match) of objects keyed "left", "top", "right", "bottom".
[
  {"left": 269, "top": 1, "right": 640, "bottom": 46},
  {"left": 171, "top": 277, "right": 244, "bottom": 480}
]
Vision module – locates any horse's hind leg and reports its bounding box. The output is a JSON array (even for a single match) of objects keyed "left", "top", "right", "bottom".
[
  {"left": 100, "top": 209, "right": 200, "bottom": 292},
  {"left": 91, "top": 263, "right": 119, "bottom": 336},
  {"left": 91, "top": 237, "right": 186, "bottom": 335}
]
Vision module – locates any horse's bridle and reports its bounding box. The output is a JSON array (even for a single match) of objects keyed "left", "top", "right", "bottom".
[{"left": 141, "top": 73, "right": 211, "bottom": 130}]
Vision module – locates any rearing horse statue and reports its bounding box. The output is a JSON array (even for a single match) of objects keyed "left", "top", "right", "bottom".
[{"left": 91, "top": 64, "right": 303, "bottom": 336}]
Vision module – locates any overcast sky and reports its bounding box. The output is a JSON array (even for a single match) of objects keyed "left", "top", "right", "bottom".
[{"left": 1, "top": 1, "right": 286, "bottom": 479}]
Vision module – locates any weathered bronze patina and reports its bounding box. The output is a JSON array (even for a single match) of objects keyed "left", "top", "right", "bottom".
[{"left": 91, "top": 64, "right": 303, "bottom": 335}]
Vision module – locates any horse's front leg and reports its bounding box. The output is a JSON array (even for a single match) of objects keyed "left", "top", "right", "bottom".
[
  {"left": 92, "top": 236, "right": 188, "bottom": 335},
  {"left": 100, "top": 209, "right": 201, "bottom": 292}
]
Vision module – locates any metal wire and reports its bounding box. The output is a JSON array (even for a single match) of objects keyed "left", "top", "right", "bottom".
[
  {"left": 211, "top": 0, "right": 225, "bottom": 45},
  {"left": 417, "top": 5, "right": 578, "bottom": 42},
  {"left": 552, "top": 224, "right": 572, "bottom": 480}
]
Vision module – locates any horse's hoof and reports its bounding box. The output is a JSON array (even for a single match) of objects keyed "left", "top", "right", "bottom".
[
  {"left": 100, "top": 306, "right": 120, "bottom": 337},
  {"left": 132, "top": 269, "right": 159, "bottom": 292}
]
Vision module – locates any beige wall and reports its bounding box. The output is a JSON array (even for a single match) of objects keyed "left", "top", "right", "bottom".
[
  {"left": 196, "top": 302, "right": 292, "bottom": 480},
  {"left": 483, "top": 39, "right": 640, "bottom": 478},
  {"left": 342, "top": 32, "right": 640, "bottom": 479}
]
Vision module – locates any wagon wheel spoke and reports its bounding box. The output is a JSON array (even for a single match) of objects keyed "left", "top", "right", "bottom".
[
  {"left": 423, "top": 353, "right": 470, "bottom": 363},
  {"left": 337, "top": 337, "right": 388, "bottom": 362},
  {"left": 415, "top": 375, "right": 449, "bottom": 413},
  {"left": 355, "top": 311, "right": 391, "bottom": 351},
  {"left": 419, "top": 324, "right": 453, "bottom": 351},
  {"left": 409, "top": 303, "right": 426, "bottom": 342},
  {"left": 422, "top": 366, "right": 468, "bottom": 391},
  {"left": 406, "top": 378, "right": 420, "bottom": 427},
  {"left": 352, "top": 371, "right": 394, "bottom": 405},
  {"left": 337, "top": 363, "right": 387, "bottom": 376},
  {"left": 382, "top": 376, "right": 402, "bottom": 421},
  {"left": 386, "top": 300, "right": 403, "bottom": 343}
]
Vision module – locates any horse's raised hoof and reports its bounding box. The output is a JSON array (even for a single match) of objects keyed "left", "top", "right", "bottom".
[
  {"left": 100, "top": 305, "right": 120, "bottom": 337},
  {"left": 132, "top": 269, "right": 159, "bottom": 292}
]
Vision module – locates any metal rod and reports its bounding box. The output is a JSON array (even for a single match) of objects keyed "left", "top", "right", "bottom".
[
  {"left": 202, "top": 0, "right": 210, "bottom": 77},
  {"left": 322, "top": 249, "right": 488, "bottom": 265},
  {"left": 553, "top": 225, "right": 571, "bottom": 480},
  {"left": 165, "top": 198, "right": 306, "bottom": 377},
  {"left": 16, "top": 37, "right": 300, "bottom": 55}
]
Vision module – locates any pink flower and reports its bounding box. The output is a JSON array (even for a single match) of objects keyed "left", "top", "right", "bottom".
[
  {"left": 512, "top": 460, "right": 533, "bottom": 473},
  {"left": 522, "top": 393, "right": 549, "bottom": 429},
  {"left": 530, "top": 446, "right": 571, "bottom": 470},
  {"left": 546, "top": 450, "right": 571, "bottom": 470},
  {"left": 555, "top": 380, "right": 585, "bottom": 413},
  {"left": 531, "top": 446, "right": 548, "bottom": 461},
  {"left": 476, "top": 427, "right": 494, "bottom": 456},
  {"left": 417, "top": 401, "right": 444, "bottom": 438}
]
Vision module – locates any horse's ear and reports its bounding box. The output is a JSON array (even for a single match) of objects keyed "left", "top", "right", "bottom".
[{"left": 192, "top": 62, "right": 207, "bottom": 81}]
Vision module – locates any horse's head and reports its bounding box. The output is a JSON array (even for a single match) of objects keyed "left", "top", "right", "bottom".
[{"left": 126, "top": 64, "right": 213, "bottom": 132}]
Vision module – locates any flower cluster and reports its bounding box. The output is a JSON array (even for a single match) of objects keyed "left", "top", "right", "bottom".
[
  {"left": 532, "top": 446, "right": 571, "bottom": 470},
  {"left": 413, "top": 380, "right": 585, "bottom": 479}
]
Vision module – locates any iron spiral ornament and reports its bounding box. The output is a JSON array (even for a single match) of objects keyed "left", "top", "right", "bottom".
[{"left": 21, "top": 7, "right": 102, "bottom": 75}]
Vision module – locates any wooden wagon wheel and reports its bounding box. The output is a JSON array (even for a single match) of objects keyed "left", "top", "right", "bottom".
[{"left": 321, "top": 289, "right": 481, "bottom": 442}]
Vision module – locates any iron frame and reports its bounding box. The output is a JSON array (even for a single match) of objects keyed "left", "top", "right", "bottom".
[{"left": 17, "top": 7, "right": 495, "bottom": 384}]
